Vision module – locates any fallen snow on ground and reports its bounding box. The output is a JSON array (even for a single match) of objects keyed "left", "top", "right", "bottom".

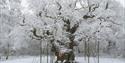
[{"left": 0, "top": 56, "right": 125, "bottom": 63}]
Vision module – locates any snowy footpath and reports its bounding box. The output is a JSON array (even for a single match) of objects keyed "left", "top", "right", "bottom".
[{"left": 0, "top": 56, "right": 125, "bottom": 63}]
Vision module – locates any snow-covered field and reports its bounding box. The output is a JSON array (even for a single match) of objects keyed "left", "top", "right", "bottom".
[{"left": 0, "top": 56, "right": 125, "bottom": 63}]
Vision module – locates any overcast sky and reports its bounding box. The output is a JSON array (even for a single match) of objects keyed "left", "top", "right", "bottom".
[{"left": 115, "top": 0, "right": 125, "bottom": 8}]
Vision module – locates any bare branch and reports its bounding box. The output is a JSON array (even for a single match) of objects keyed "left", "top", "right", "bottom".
[
  {"left": 91, "top": 3, "right": 99, "bottom": 12},
  {"left": 30, "top": 27, "right": 43, "bottom": 39},
  {"left": 105, "top": 2, "right": 109, "bottom": 10},
  {"left": 62, "top": 17, "right": 71, "bottom": 32},
  {"left": 70, "top": 22, "right": 79, "bottom": 34},
  {"left": 83, "top": 13, "right": 95, "bottom": 19},
  {"left": 56, "top": 1, "right": 62, "bottom": 11}
]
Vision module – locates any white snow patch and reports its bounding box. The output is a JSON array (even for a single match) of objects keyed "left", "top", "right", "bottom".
[
  {"left": 0, "top": 56, "right": 125, "bottom": 63},
  {"left": 21, "top": 0, "right": 34, "bottom": 15},
  {"left": 21, "top": 0, "right": 29, "bottom": 8},
  {"left": 75, "top": 0, "right": 88, "bottom": 9}
]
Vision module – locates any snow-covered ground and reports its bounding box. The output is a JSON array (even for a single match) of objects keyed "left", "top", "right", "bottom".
[{"left": 0, "top": 56, "right": 125, "bottom": 63}]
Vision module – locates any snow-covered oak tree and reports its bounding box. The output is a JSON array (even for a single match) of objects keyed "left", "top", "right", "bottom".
[
  {"left": 26, "top": 0, "right": 125, "bottom": 62},
  {"left": 0, "top": 0, "right": 125, "bottom": 62}
]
